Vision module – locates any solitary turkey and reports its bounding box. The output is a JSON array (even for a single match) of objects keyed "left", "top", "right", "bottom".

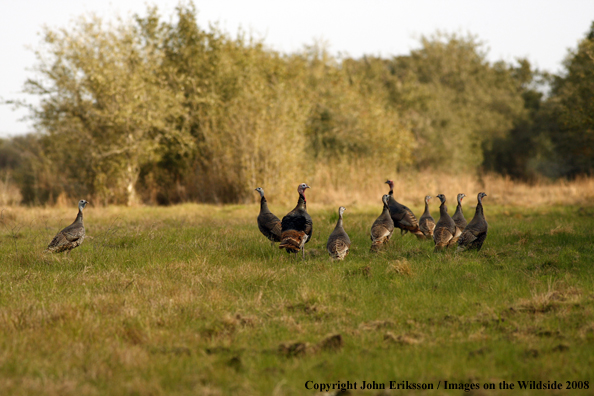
[
  {"left": 433, "top": 194, "right": 457, "bottom": 252},
  {"left": 452, "top": 193, "right": 467, "bottom": 238},
  {"left": 326, "top": 206, "right": 351, "bottom": 260},
  {"left": 370, "top": 194, "right": 394, "bottom": 251},
  {"left": 279, "top": 183, "right": 313, "bottom": 259},
  {"left": 45, "top": 199, "right": 88, "bottom": 253},
  {"left": 457, "top": 192, "right": 488, "bottom": 252},
  {"left": 418, "top": 195, "right": 436, "bottom": 239},
  {"left": 255, "top": 187, "right": 282, "bottom": 245},
  {"left": 384, "top": 180, "right": 424, "bottom": 239}
]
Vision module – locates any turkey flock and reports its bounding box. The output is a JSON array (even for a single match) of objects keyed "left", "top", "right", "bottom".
[
  {"left": 255, "top": 181, "right": 488, "bottom": 260},
  {"left": 43, "top": 181, "right": 488, "bottom": 258}
]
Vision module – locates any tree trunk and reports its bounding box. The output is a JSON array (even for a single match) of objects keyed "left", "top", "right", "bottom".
[
  {"left": 125, "top": 130, "right": 140, "bottom": 207},
  {"left": 126, "top": 162, "right": 138, "bottom": 207}
]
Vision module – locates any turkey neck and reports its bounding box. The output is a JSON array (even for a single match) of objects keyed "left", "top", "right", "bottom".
[
  {"left": 295, "top": 193, "right": 307, "bottom": 211},
  {"left": 387, "top": 189, "right": 398, "bottom": 209},
  {"left": 260, "top": 195, "right": 270, "bottom": 212},
  {"left": 423, "top": 200, "right": 430, "bottom": 216},
  {"left": 335, "top": 213, "right": 343, "bottom": 229},
  {"left": 75, "top": 209, "right": 84, "bottom": 224},
  {"left": 454, "top": 202, "right": 463, "bottom": 217},
  {"left": 439, "top": 201, "right": 448, "bottom": 216},
  {"left": 475, "top": 198, "right": 484, "bottom": 217}
]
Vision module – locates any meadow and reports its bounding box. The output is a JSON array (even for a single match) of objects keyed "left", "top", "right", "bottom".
[{"left": 1, "top": 189, "right": 594, "bottom": 395}]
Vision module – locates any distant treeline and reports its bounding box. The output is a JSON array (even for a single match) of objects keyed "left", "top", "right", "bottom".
[{"left": 1, "top": 4, "right": 593, "bottom": 205}]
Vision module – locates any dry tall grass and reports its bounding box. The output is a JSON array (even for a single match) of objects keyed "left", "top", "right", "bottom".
[
  {"left": 304, "top": 169, "right": 594, "bottom": 208},
  {"left": 2, "top": 169, "right": 594, "bottom": 209},
  {"left": 0, "top": 178, "right": 22, "bottom": 206}
]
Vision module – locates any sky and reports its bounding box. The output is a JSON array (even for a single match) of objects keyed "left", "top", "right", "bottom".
[{"left": 1, "top": 0, "right": 593, "bottom": 138}]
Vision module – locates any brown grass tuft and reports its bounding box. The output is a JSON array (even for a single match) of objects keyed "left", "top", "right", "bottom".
[
  {"left": 514, "top": 285, "right": 583, "bottom": 314},
  {"left": 359, "top": 320, "right": 396, "bottom": 331},
  {"left": 223, "top": 313, "right": 256, "bottom": 328},
  {"left": 552, "top": 344, "right": 570, "bottom": 352},
  {"left": 360, "top": 265, "right": 372, "bottom": 277},
  {"left": 386, "top": 259, "right": 413, "bottom": 276},
  {"left": 384, "top": 332, "right": 421, "bottom": 345},
  {"left": 346, "top": 266, "right": 372, "bottom": 277},
  {"left": 122, "top": 322, "right": 146, "bottom": 345},
  {"left": 549, "top": 225, "right": 574, "bottom": 235},
  {"left": 286, "top": 302, "right": 319, "bottom": 314},
  {"left": 278, "top": 341, "right": 312, "bottom": 358}
]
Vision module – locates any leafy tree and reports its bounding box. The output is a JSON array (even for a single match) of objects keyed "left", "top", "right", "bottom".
[
  {"left": 482, "top": 59, "right": 550, "bottom": 180},
  {"left": 0, "top": 134, "right": 61, "bottom": 204},
  {"left": 547, "top": 22, "right": 594, "bottom": 176},
  {"left": 149, "top": 5, "right": 311, "bottom": 203},
  {"left": 305, "top": 50, "right": 414, "bottom": 174},
  {"left": 24, "top": 12, "right": 190, "bottom": 205},
  {"left": 390, "top": 33, "right": 527, "bottom": 173}
]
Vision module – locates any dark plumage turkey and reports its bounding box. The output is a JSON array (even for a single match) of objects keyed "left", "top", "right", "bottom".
[
  {"left": 255, "top": 187, "right": 281, "bottom": 244},
  {"left": 45, "top": 200, "right": 88, "bottom": 253},
  {"left": 279, "top": 183, "right": 313, "bottom": 258},
  {"left": 457, "top": 192, "right": 488, "bottom": 252},
  {"left": 433, "top": 194, "right": 457, "bottom": 252},
  {"left": 452, "top": 193, "right": 468, "bottom": 238},
  {"left": 418, "top": 195, "right": 436, "bottom": 239},
  {"left": 385, "top": 180, "right": 424, "bottom": 239},
  {"left": 326, "top": 206, "right": 350, "bottom": 260},
  {"left": 370, "top": 194, "right": 394, "bottom": 251}
]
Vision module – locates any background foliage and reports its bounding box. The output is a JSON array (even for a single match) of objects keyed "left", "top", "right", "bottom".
[{"left": 2, "top": 5, "right": 594, "bottom": 205}]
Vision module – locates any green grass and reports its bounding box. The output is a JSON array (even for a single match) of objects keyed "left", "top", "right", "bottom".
[{"left": 1, "top": 203, "right": 594, "bottom": 395}]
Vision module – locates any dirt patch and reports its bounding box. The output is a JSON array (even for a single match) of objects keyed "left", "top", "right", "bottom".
[
  {"left": 318, "top": 334, "right": 343, "bottom": 352},
  {"left": 278, "top": 333, "right": 344, "bottom": 357}
]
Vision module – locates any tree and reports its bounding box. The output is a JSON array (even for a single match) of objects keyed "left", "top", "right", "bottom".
[
  {"left": 24, "top": 12, "right": 190, "bottom": 205},
  {"left": 547, "top": 22, "right": 594, "bottom": 176},
  {"left": 305, "top": 52, "right": 414, "bottom": 172},
  {"left": 482, "top": 59, "right": 550, "bottom": 180},
  {"left": 148, "top": 5, "right": 311, "bottom": 203},
  {"left": 390, "top": 33, "right": 527, "bottom": 173}
]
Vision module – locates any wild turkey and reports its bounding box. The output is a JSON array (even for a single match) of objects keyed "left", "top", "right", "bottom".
[
  {"left": 457, "top": 192, "right": 488, "bottom": 252},
  {"left": 384, "top": 180, "right": 424, "bottom": 239},
  {"left": 452, "top": 193, "right": 468, "bottom": 238},
  {"left": 326, "top": 206, "right": 351, "bottom": 260},
  {"left": 279, "top": 183, "right": 313, "bottom": 259},
  {"left": 418, "top": 195, "right": 436, "bottom": 239},
  {"left": 45, "top": 199, "right": 88, "bottom": 253},
  {"left": 370, "top": 194, "right": 394, "bottom": 251},
  {"left": 254, "top": 187, "right": 282, "bottom": 245},
  {"left": 433, "top": 194, "right": 457, "bottom": 252}
]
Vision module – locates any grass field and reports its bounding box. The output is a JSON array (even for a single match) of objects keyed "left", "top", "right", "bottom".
[{"left": 1, "top": 200, "right": 593, "bottom": 395}]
